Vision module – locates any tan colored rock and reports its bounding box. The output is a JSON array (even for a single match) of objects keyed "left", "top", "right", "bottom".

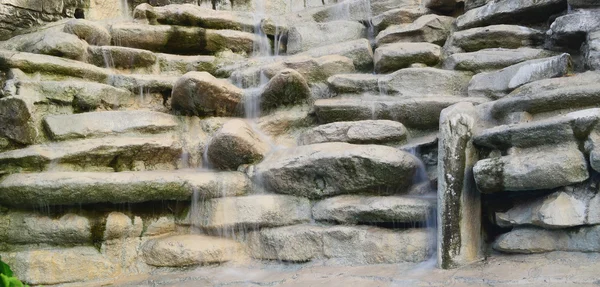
[
  {"left": 87, "top": 45, "right": 157, "bottom": 69},
  {"left": 378, "top": 67, "right": 472, "bottom": 97},
  {"left": 0, "top": 211, "right": 90, "bottom": 244},
  {"left": 104, "top": 212, "right": 143, "bottom": 240},
  {"left": 171, "top": 71, "right": 244, "bottom": 116},
  {"left": 327, "top": 73, "right": 380, "bottom": 94},
  {"left": 262, "top": 55, "right": 356, "bottom": 83},
  {"left": 0, "top": 96, "right": 36, "bottom": 145},
  {"left": 374, "top": 42, "right": 441, "bottom": 73},
  {"left": 207, "top": 119, "right": 270, "bottom": 170},
  {"left": 260, "top": 68, "right": 311, "bottom": 112},
  {"left": 63, "top": 19, "right": 111, "bottom": 46},
  {"left": 375, "top": 14, "right": 454, "bottom": 46},
  {"left": 456, "top": 0, "right": 566, "bottom": 30},
  {"left": 287, "top": 21, "right": 366, "bottom": 54},
  {"left": 299, "top": 120, "right": 407, "bottom": 145}
]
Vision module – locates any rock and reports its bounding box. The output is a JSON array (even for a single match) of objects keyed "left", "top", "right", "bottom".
[
  {"left": 87, "top": 46, "right": 157, "bottom": 69},
  {"left": 424, "top": 0, "right": 462, "bottom": 12},
  {"left": 298, "top": 120, "right": 407, "bottom": 145},
  {"left": 0, "top": 135, "right": 182, "bottom": 173},
  {"left": 378, "top": 67, "right": 472, "bottom": 97},
  {"left": 446, "top": 25, "right": 545, "bottom": 54},
  {"left": 312, "top": 195, "right": 435, "bottom": 224},
  {"left": 493, "top": 226, "right": 600, "bottom": 254},
  {"left": 327, "top": 73, "right": 380, "bottom": 94},
  {"left": 314, "top": 96, "right": 487, "bottom": 129},
  {"left": 189, "top": 195, "right": 311, "bottom": 230},
  {"left": 496, "top": 191, "right": 588, "bottom": 228},
  {"left": 0, "top": 30, "right": 88, "bottom": 61},
  {"left": 473, "top": 144, "right": 589, "bottom": 193},
  {"left": 443, "top": 48, "right": 556, "bottom": 73},
  {"left": 171, "top": 71, "right": 244, "bottom": 117},
  {"left": 248, "top": 225, "right": 432, "bottom": 263},
  {"left": 108, "top": 73, "right": 178, "bottom": 93},
  {"left": 375, "top": 14, "right": 454, "bottom": 46},
  {"left": 261, "top": 55, "right": 356, "bottom": 83},
  {"left": 144, "top": 216, "right": 176, "bottom": 237},
  {"left": 549, "top": 9, "right": 600, "bottom": 47},
  {"left": 260, "top": 69, "right": 311, "bottom": 112},
  {"left": 371, "top": 6, "right": 431, "bottom": 31},
  {"left": 0, "top": 50, "right": 112, "bottom": 82},
  {"left": 43, "top": 111, "right": 179, "bottom": 141},
  {"left": 142, "top": 235, "right": 243, "bottom": 267},
  {"left": 287, "top": 21, "right": 367, "bottom": 54},
  {"left": 0, "top": 96, "right": 36, "bottom": 145},
  {"left": 157, "top": 53, "right": 216, "bottom": 74},
  {"left": 374, "top": 42, "right": 441, "bottom": 73},
  {"left": 133, "top": 3, "right": 256, "bottom": 32},
  {"left": 438, "top": 102, "right": 484, "bottom": 269},
  {"left": 585, "top": 131, "right": 600, "bottom": 173},
  {"left": 0, "top": 211, "right": 91, "bottom": 244},
  {"left": 63, "top": 19, "right": 111, "bottom": 46},
  {"left": 253, "top": 142, "right": 418, "bottom": 198},
  {"left": 205, "top": 29, "right": 260, "bottom": 55},
  {"left": 569, "top": 0, "right": 600, "bottom": 7},
  {"left": 0, "top": 171, "right": 249, "bottom": 206},
  {"left": 207, "top": 119, "right": 270, "bottom": 170},
  {"left": 455, "top": 0, "right": 567, "bottom": 30},
  {"left": 585, "top": 30, "right": 600, "bottom": 70},
  {"left": 467, "top": 54, "right": 571, "bottom": 99},
  {"left": 104, "top": 212, "right": 143, "bottom": 240},
  {"left": 298, "top": 39, "right": 373, "bottom": 71},
  {"left": 0, "top": 247, "right": 114, "bottom": 285},
  {"left": 465, "top": 0, "right": 492, "bottom": 10}
]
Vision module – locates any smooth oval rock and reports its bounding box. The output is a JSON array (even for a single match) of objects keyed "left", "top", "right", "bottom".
[
  {"left": 171, "top": 71, "right": 244, "bottom": 116},
  {"left": 260, "top": 68, "right": 311, "bottom": 112},
  {"left": 206, "top": 119, "right": 270, "bottom": 170}
]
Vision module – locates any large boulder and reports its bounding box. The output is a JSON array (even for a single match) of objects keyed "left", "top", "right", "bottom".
[
  {"left": 260, "top": 68, "right": 311, "bottom": 112},
  {"left": 374, "top": 42, "right": 441, "bottom": 73},
  {"left": 287, "top": 21, "right": 367, "bottom": 54},
  {"left": 298, "top": 120, "right": 407, "bottom": 145},
  {"left": 375, "top": 14, "right": 454, "bottom": 46},
  {"left": 378, "top": 67, "right": 472, "bottom": 97},
  {"left": 141, "top": 235, "right": 243, "bottom": 267},
  {"left": 63, "top": 19, "right": 111, "bottom": 46},
  {"left": 549, "top": 9, "right": 600, "bottom": 47},
  {"left": 253, "top": 142, "right": 419, "bottom": 198},
  {"left": 467, "top": 54, "right": 571, "bottom": 99},
  {"left": 446, "top": 25, "right": 545, "bottom": 54},
  {"left": 206, "top": 119, "right": 270, "bottom": 170},
  {"left": 171, "top": 71, "right": 244, "bottom": 116},
  {"left": 443, "top": 48, "right": 556, "bottom": 73}
]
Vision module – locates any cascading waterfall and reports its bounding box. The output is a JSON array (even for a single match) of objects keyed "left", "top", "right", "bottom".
[{"left": 120, "top": 0, "right": 131, "bottom": 19}]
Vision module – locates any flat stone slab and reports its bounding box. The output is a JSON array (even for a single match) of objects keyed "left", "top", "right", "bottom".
[
  {"left": 87, "top": 45, "right": 157, "bottom": 69},
  {"left": 108, "top": 73, "right": 179, "bottom": 93},
  {"left": 443, "top": 48, "right": 556, "bottom": 73},
  {"left": 378, "top": 67, "right": 472, "bottom": 97},
  {"left": 156, "top": 53, "right": 216, "bottom": 75},
  {"left": 248, "top": 225, "right": 433, "bottom": 263},
  {"left": 494, "top": 226, "right": 600, "bottom": 254},
  {"left": 0, "top": 171, "right": 249, "bottom": 206},
  {"left": 446, "top": 25, "right": 545, "bottom": 54},
  {"left": 0, "top": 135, "right": 182, "bottom": 172},
  {"left": 312, "top": 195, "right": 435, "bottom": 224},
  {"left": 287, "top": 21, "right": 366, "bottom": 54},
  {"left": 0, "top": 211, "right": 91, "bottom": 245},
  {"left": 253, "top": 142, "right": 419, "bottom": 198},
  {"left": 372, "top": 6, "right": 431, "bottom": 31},
  {"left": 375, "top": 14, "right": 454, "bottom": 46},
  {"left": 297, "top": 39, "right": 374, "bottom": 72},
  {"left": 298, "top": 120, "right": 407, "bottom": 145},
  {"left": 188, "top": 194, "right": 311, "bottom": 230},
  {"left": 141, "top": 234, "right": 244, "bottom": 267},
  {"left": 43, "top": 111, "right": 179, "bottom": 141},
  {"left": 374, "top": 42, "right": 441, "bottom": 73},
  {"left": 327, "top": 73, "right": 380, "bottom": 94},
  {"left": 549, "top": 9, "right": 600, "bottom": 47}
]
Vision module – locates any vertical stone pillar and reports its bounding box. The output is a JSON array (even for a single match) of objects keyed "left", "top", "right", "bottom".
[{"left": 437, "top": 102, "right": 484, "bottom": 269}]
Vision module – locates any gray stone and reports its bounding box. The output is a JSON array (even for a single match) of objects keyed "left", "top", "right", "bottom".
[
  {"left": 378, "top": 67, "right": 472, "bottom": 97},
  {"left": 189, "top": 195, "right": 311, "bottom": 230},
  {"left": 205, "top": 29, "right": 261, "bottom": 55},
  {"left": 374, "top": 42, "right": 441, "bottom": 73},
  {"left": 253, "top": 142, "right": 418, "bottom": 198},
  {"left": 157, "top": 53, "right": 217, "bottom": 74},
  {"left": 371, "top": 6, "right": 431, "bottom": 31},
  {"left": 171, "top": 71, "right": 244, "bottom": 117},
  {"left": 0, "top": 30, "right": 88, "bottom": 61},
  {"left": 312, "top": 195, "right": 435, "bottom": 224},
  {"left": 298, "top": 120, "right": 407, "bottom": 145},
  {"left": 0, "top": 135, "right": 182, "bottom": 173},
  {"left": 465, "top": 0, "right": 492, "bottom": 10},
  {"left": 456, "top": 0, "right": 567, "bottom": 30},
  {"left": 260, "top": 68, "right": 311, "bottom": 112},
  {"left": 467, "top": 54, "right": 571, "bottom": 99},
  {"left": 87, "top": 46, "right": 157, "bottom": 69},
  {"left": 0, "top": 96, "right": 36, "bottom": 145},
  {"left": 63, "top": 19, "right": 111, "bottom": 46},
  {"left": 473, "top": 144, "right": 589, "bottom": 193},
  {"left": 585, "top": 30, "right": 600, "bottom": 70},
  {"left": 585, "top": 131, "right": 600, "bottom": 173},
  {"left": 438, "top": 102, "right": 484, "bottom": 269},
  {"left": 446, "top": 25, "right": 545, "bottom": 54},
  {"left": 43, "top": 111, "right": 179, "bottom": 141},
  {"left": 0, "top": 211, "right": 91, "bottom": 244},
  {"left": 261, "top": 55, "right": 356, "bottom": 83},
  {"left": 376, "top": 14, "right": 454, "bottom": 46},
  {"left": 443, "top": 48, "right": 556, "bottom": 73},
  {"left": 207, "top": 119, "right": 270, "bottom": 170},
  {"left": 568, "top": 0, "right": 600, "bottom": 7},
  {"left": 327, "top": 73, "right": 380, "bottom": 94},
  {"left": 248, "top": 225, "right": 433, "bottom": 263},
  {"left": 297, "top": 39, "right": 373, "bottom": 71},
  {"left": 142, "top": 235, "right": 243, "bottom": 267},
  {"left": 314, "top": 96, "right": 488, "bottom": 129},
  {"left": 287, "top": 21, "right": 366, "bottom": 54},
  {"left": 424, "top": 0, "right": 462, "bottom": 12},
  {"left": 493, "top": 226, "right": 600, "bottom": 254},
  {"left": 549, "top": 9, "right": 600, "bottom": 47},
  {"left": 0, "top": 171, "right": 249, "bottom": 206},
  {"left": 108, "top": 73, "right": 178, "bottom": 93}
]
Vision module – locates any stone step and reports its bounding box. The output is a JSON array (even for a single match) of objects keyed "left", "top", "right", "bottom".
[
  {"left": 372, "top": 6, "right": 431, "bottom": 32},
  {"left": 473, "top": 144, "right": 589, "bottom": 193},
  {"left": 455, "top": 0, "right": 566, "bottom": 30},
  {"left": 446, "top": 25, "right": 545, "bottom": 54},
  {"left": 87, "top": 45, "right": 156, "bottom": 70},
  {"left": 374, "top": 42, "right": 441, "bottom": 73},
  {"left": 493, "top": 225, "right": 600, "bottom": 254},
  {"left": 443, "top": 48, "right": 556, "bottom": 73},
  {"left": 286, "top": 21, "right": 366, "bottom": 54},
  {"left": 247, "top": 224, "right": 433, "bottom": 263},
  {"left": 0, "top": 170, "right": 249, "bottom": 206},
  {"left": 43, "top": 110, "right": 179, "bottom": 141},
  {"left": 378, "top": 67, "right": 472, "bottom": 97},
  {"left": 108, "top": 73, "right": 178, "bottom": 93},
  {"left": 110, "top": 23, "right": 261, "bottom": 55},
  {"left": 297, "top": 39, "right": 374, "bottom": 72},
  {"left": 0, "top": 135, "right": 182, "bottom": 173},
  {"left": 298, "top": 120, "right": 408, "bottom": 145},
  {"left": 185, "top": 194, "right": 311, "bottom": 230},
  {"left": 375, "top": 14, "right": 454, "bottom": 46},
  {"left": 0, "top": 211, "right": 91, "bottom": 245},
  {"left": 312, "top": 195, "right": 435, "bottom": 224},
  {"left": 141, "top": 234, "right": 244, "bottom": 267},
  {"left": 314, "top": 96, "right": 488, "bottom": 130},
  {"left": 549, "top": 9, "right": 600, "bottom": 47},
  {"left": 253, "top": 142, "right": 419, "bottom": 198},
  {"left": 473, "top": 108, "right": 600, "bottom": 150},
  {"left": 157, "top": 53, "right": 217, "bottom": 75},
  {"left": 327, "top": 73, "right": 380, "bottom": 94}
]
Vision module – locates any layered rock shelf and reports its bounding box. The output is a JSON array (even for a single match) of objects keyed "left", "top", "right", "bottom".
[{"left": 1, "top": 0, "right": 600, "bottom": 285}]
